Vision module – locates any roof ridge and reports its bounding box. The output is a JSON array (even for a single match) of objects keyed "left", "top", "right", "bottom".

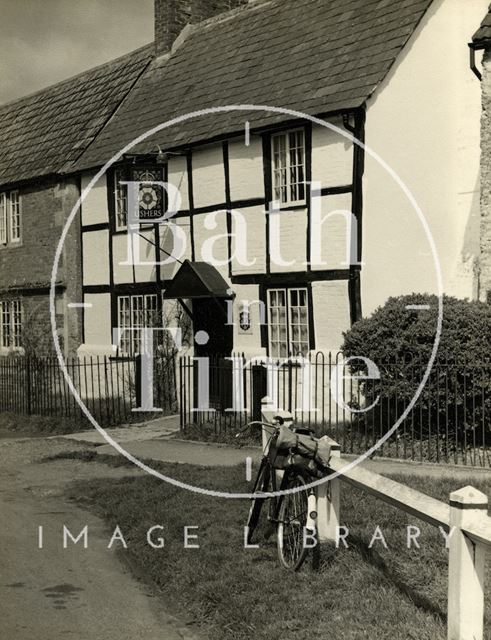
[
  {"left": 0, "top": 42, "right": 154, "bottom": 111},
  {"left": 197, "top": 0, "right": 274, "bottom": 30}
]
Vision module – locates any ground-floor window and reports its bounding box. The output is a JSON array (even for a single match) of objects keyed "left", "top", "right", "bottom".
[
  {"left": 267, "top": 287, "right": 310, "bottom": 357},
  {"left": 0, "top": 299, "right": 23, "bottom": 349},
  {"left": 117, "top": 294, "right": 159, "bottom": 355}
]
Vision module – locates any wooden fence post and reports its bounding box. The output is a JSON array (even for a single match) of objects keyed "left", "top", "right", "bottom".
[
  {"left": 448, "top": 486, "right": 488, "bottom": 640},
  {"left": 317, "top": 439, "right": 341, "bottom": 543}
]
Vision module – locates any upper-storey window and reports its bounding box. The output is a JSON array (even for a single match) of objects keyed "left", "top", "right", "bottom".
[
  {"left": 0, "top": 191, "right": 21, "bottom": 245},
  {"left": 272, "top": 129, "right": 306, "bottom": 206},
  {"left": 114, "top": 167, "right": 165, "bottom": 231}
]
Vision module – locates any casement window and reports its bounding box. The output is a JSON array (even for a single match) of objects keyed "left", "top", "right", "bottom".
[
  {"left": 272, "top": 129, "right": 306, "bottom": 205},
  {"left": 0, "top": 191, "right": 21, "bottom": 245},
  {"left": 0, "top": 299, "right": 23, "bottom": 349},
  {"left": 114, "top": 167, "right": 164, "bottom": 231},
  {"left": 267, "top": 288, "right": 310, "bottom": 358},
  {"left": 117, "top": 294, "right": 159, "bottom": 355}
]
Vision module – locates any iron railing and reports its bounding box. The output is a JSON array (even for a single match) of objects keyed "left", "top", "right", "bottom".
[
  {"left": 0, "top": 354, "right": 178, "bottom": 426},
  {"left": 179, "top": 353, "right": 491, "bottom": 467}
]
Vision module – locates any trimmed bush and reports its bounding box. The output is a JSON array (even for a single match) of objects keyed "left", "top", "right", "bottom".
[{"left": 341, "top": 293, "right": 491, "bottom": 449}]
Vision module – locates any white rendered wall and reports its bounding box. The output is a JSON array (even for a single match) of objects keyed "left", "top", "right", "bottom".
[
  {"left": 83, "top": 230, "right": 110, "bottom": 285},
  {"left": 363, "top": 0, "right": 487, "bottom": 315},
  {"left": 81, "top": 172, "right": 108, "bottom": 226},
  {"left": 228, "top": 136, "right": 264, "bottom": 201},
  {"left": 192, "top": 144, "right": 226, "bottom": 208},
  {"left": 81, "top": 293, "right": 112, "bottom": 349}
]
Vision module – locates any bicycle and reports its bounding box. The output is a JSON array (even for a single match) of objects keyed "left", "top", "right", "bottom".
[{"left": 237, "top": 417, "right": 330, "bottom": 571}]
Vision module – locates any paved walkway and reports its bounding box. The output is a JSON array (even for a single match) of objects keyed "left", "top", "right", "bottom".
[
  {"left": 58, "top": 414, "right": 180, "bottom": 446},
  {"left": 94, "top": 436, "right": 491, "bottom": 479},
  {"left": 58, "top": 415, "right": 491, "bottom": 478}
]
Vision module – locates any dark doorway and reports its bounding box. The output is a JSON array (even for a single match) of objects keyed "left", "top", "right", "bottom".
[
  {"left": 193, "top": 298, "right": 233, "bottom": 358},
  {"left": 192, "top": 298, "right": 233, "bottom": 412}
]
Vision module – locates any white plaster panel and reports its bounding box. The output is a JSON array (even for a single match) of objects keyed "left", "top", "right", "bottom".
[
  {"left": 270, "top": 208, "right": 308, "bottom": 273},
  {"left": 83, "top": 293, "right": 112, "bottom": 347},
  {"left": 311, "top": 280, "right": 350, "bottom": 352},
  {"left": 192, "top": 145, "right": 226, "bottom": 208},
  {"left": 83, "top": 230, "right": 110, "bottom": 285},
  {"left": 228, "top": 137, "right": 264, "bottom": 202},
  {"left": 312, "top": 119, "right": 354, "bottom": 189},
  {"left": 168, "top": 156, "right": 189, "bottom": 211},
  {"left": 193, "top": 210, "right": 229, "bottom": 278},
  {"left": 111, "top": 230, "right": 157, "bottom": 284},
  {"left": 161, "top": 216, "right": 193, "bottom": 280},
  {"left": 81, "top": 172, "right": 109, "bottom": 226},
  {"left": 310, "top": 193, "right": 354, "bottom": 271},
  {"left": 231, "top": 205, "right": 267, "bottom": 275}
]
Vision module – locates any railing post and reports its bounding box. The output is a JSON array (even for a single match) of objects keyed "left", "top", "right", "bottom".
[
  {"left": 317, "top": 438, "right": 341, "bottom": 543},
  {"left": 448, "top": 486, "right": 488, "bottom": 640}
]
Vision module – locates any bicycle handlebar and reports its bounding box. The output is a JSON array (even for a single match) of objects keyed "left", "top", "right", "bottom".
[{"left": 234, "top": 420, "right": 283, "bottom": 439}]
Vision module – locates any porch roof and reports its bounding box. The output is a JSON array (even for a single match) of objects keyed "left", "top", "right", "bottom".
[{"left": 164, "top": 261, "right": 232, "bottom": 300}]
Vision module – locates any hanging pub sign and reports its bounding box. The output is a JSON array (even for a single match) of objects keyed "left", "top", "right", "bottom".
[{"left": 134, "top": 168, "right": 165, "bottom": 221}]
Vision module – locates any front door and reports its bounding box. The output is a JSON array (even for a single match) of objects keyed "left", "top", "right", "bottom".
[
  {"left": 192, "top": 298, "right": 233, "bottom": 411},
  {"left": 193, "top": 298, "right": 233, "bottom": 358}
]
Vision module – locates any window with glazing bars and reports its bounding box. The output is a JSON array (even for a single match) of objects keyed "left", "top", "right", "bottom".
[
  {"left": 117, "top": 294, "right": 159, "bottom": 355},
  {"left": 0, "top": 191, "right": 21, "bottom": 244},
  {"left": 0, "top": 300, "right": 23, "bottom": 349},
  {"left": 271, "top": 129, "right": 306, "bottom": 205},
  {"left": 267, "top": 288, "right": 310, "bottom": 358}
]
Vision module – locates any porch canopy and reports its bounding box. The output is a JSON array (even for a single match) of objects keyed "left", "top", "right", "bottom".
[{"left": 164, "top": 260, "right": 233, "bottom": 300}]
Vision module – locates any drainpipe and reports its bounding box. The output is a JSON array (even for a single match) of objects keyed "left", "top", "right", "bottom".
[{"left": 469, "top": 42, "right": 485, "bottom": 81}]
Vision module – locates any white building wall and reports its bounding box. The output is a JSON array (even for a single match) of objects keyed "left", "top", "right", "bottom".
[
  {"left": 81, "top": 173, "right": 108, "bottom": 226},
  {"left": 312, "top": 118, "right": 354, "bottom": 188},
  {"left": 312, "top": 280, "right": 351, "bottom": 353},
  {"left": 363, "top": 0, "right": 487, "bottom": 315},
  {"left": 192, "top": 144, "right": 226, "bottom": 208},
  {"left": 82, "top": 293, "right": 112, "bottom": 349},
  {"left": 168, "top": 156, "right": 189, "bottom": 211},
  {"left": 83, "top": 230, "right": 110, "bottom": 285},
  {"left": 228, "top": 136, "right": 264, "bottom": 201}
]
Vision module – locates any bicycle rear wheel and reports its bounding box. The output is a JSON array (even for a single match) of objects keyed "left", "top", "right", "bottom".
[
  {"left": 277, "top": 472, "right": 310, "bottom": 571},
  {"left": 246, "top": 459, "right": 272, "bottom": 545}
]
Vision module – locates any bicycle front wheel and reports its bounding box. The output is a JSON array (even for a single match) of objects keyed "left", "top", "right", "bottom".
[{"left": 277, "top": 472, "right": 310, "bottom": 571}]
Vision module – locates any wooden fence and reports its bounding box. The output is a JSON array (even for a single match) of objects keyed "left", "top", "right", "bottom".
[{"left": 262, "top": 401, "right": 491, "bottom": 640}]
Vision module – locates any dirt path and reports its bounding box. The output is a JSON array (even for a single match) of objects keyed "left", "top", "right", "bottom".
[{"left": 0, "top": 437, "right": 199, "bottom": 640}]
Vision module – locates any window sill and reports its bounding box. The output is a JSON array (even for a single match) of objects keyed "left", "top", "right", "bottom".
[{"left": 0, "top": 241, "right": 23, "bottom": 250}]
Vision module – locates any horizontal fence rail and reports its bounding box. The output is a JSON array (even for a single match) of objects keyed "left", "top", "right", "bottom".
[
  {"left": 180, "top": 352, "right": 491, "bottom": 467},
  {"left": 0, "top": 354, "right": 178, "bottom": 426},
  {"left": 261, "top": 402, "right": 491, "bottom": 640}
]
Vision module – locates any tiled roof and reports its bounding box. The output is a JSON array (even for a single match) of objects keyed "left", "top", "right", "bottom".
[
  {"left": 75, "top": 0, "right": 433, "bottom": 170},
  {"left": 473, "top": 4, "right": 491, "bottom": 44},
  {"left": 0, "top": 44, "right": 153, "bottom": 187}
]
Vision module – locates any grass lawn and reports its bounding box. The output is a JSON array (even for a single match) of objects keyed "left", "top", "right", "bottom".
[
  {"left": 0, "top": 412, "right": 90, "bottom": 437},
  {"left": 62, "top": 452, "right": 491, "bottom": 640}
]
